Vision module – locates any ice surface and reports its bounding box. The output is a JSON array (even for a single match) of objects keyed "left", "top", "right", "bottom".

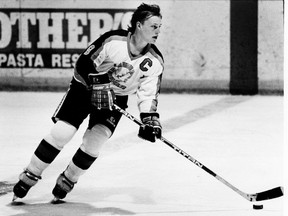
[{"left": 0, "top": 92, "right": 284, "bottom": 216}]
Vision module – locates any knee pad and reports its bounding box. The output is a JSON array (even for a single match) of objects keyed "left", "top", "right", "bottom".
[
  {"left": 44, "top": 121, "right": 77, "bottom": 150},
  {"left": 81, "top": 124, "right": 111, "bottom": 157}
]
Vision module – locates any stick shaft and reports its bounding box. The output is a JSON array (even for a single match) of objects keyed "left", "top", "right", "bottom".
[{"left": 113, "top": 104, "right": 283, "bottom": 202}]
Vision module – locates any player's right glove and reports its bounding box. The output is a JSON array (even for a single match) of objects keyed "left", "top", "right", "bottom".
[
  {"left": 138, "top": 113, "right": 162, "bottom": 143},
  {"left": 88, "top": 73, "right": 116, "bottom": 110}
]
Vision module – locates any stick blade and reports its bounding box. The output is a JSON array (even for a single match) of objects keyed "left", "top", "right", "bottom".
[{"left": 255, "top": 186, "right": 284, "bottom": 201}]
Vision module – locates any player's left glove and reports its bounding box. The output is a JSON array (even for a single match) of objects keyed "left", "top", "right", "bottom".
[
  {"left": 138, "top": 113, "right": 162, "bottom": 143},
  {"left": 88, "top": 73, "right": 116, "bottom": 110}
]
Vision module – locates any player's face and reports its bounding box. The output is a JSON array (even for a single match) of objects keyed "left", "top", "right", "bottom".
[{"left": 138, "top": 16, "right": 162, "bottom": 44}]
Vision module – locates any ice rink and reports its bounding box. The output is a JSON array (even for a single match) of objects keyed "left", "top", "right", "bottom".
[{"left": 0, "top": 92, "right": 284, "bottom": 216}]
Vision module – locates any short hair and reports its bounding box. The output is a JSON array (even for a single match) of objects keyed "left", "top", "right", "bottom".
[{"left": 128, "top": 3, "right": 162, "bottom": 33}]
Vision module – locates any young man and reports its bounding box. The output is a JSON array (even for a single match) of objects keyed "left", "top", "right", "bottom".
[{"left": 13, "top": 3, "right": 164, "bottom": 201}]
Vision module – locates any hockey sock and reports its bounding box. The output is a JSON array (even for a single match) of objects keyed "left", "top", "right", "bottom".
[
  {"left": 64, "top": 148, "right": 97, "bottom": 182},
  {"left": 34, "top": 139, "right": 61, "bottom": 164},
  {"left": 72, "top": 148, "right": 97, "bottom": 170},
  {"left": 27, "top": 139, "right": 61, "bottom": 176}
]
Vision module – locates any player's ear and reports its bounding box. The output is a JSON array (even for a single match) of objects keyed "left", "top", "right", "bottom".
[{"left": 136, "top": 21, "right": 142, "bottom": 30}]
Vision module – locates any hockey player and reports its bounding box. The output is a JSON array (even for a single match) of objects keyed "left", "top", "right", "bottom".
[{"left": 12, "top": 3, "right": 164, "bottom": 202}]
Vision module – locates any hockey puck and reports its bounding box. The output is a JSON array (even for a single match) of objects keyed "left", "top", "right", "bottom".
[{"left": 253, "top": 204, "right": 263, "bottom": 210}]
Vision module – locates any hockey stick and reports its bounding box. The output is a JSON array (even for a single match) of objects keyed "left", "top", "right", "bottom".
[{"left": 113, "top": 104, "right": 284, "bottom": 202}]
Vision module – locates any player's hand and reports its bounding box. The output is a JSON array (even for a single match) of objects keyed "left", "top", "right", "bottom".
[
  {"left": 138, "top": 113, "right": 162, "bottom": 142},
  {"left": 89, "top": 73, "right": 116, "bottom": 110}
]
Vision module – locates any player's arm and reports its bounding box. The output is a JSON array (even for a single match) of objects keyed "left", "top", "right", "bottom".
[
  {"left": 73, "top": 31, "right": 113, "bottom": 88},
  {"left": 74, "top": 32, "right": 116, "bottom": 110},
  {"left": 76, "top": 44, "right": 115, "bottom": 110},
  {"left": 137, "top": 69, "right": 163, "bottom": 142}
]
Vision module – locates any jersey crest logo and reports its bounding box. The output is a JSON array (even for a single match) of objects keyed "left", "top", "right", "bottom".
[
  {"left": 108, "top": 62, "right": 134, "bottom": 89},
  {"left": 109, "top": 62, "right": 134, "bottom": 83}
]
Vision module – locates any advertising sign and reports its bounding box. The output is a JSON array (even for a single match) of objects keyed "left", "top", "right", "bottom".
[{"left": 0, "top": 8, "right": 133, "bottom": 68}]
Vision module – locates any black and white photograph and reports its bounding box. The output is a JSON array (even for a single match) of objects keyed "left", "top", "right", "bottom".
[{"left": 0, "top": 0, "right": 285, "bottom": 215}]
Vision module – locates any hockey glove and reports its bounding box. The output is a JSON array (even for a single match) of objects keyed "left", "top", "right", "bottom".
[
  {"left": 89, "top": 73, "right": 116, "bottom": 110},
  {"left": 138, "top": 113, "right": 162, "bottom": 143}
]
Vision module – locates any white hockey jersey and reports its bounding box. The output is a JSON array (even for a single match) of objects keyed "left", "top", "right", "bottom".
[{"left": 74, "top": 29, "right": 164, "bottom": 113}]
